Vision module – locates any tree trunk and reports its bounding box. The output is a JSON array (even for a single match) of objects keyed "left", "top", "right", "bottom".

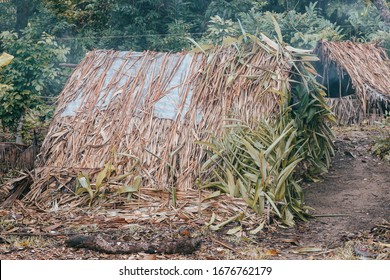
[
  {"left": 15, "top": 116, "right": 24, "bottom": 144},
  {"left": 372, "top": 0, "right": 390, "bottom": 24},
  {"left": 12, "top": 0, "right": 32, "bottom": 34}
]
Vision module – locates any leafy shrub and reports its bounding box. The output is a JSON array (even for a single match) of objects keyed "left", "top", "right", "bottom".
[
  {"left": 0, "top": 25, "right": 69, "bottom": 142},
  {"left": 199, "top": 117, "right": 308, "bottom": 227},
  {"left": 238, "top": 2, "right": 343, "bottom": 48},
  {"left": 204, "top": 15, "right": 237, "bottom": 44}
]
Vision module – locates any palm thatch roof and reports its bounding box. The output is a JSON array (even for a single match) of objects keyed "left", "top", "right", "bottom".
[
  {"left": 26, "top": 39, "right": 293, "bottom": 208},
  {"left": 315, "top": 40, "right": 390, "bottom": 124}
]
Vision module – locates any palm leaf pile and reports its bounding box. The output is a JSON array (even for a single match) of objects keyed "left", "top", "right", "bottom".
[
  {"left": 315, "top": 40, "right": 390, "bottom": 124},
  {"left": 11, "top": 32, "right": 335, "bottom": 226}
]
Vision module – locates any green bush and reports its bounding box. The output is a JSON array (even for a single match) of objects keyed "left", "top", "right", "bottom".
[{"left": 0, "top": 25, "right": 68, "bottom": 142}]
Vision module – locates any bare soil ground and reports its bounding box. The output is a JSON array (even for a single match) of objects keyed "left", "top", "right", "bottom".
[{"left": 0, "top": 126, "right": 389, "bottom": 260}]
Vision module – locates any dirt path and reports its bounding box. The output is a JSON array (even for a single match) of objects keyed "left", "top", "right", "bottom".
[
  {"left": 1, "top": 127, "right": 389, "bottom": 260},
  {"left": 306, "top": 131, "right": 389, "bottom": 229},
  {"left": 295, "top": 127, "right": 390, "bottom": 256}
]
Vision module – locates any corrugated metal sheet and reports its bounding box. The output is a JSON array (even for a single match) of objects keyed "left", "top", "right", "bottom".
[{"left": 61, "top": 51, "right": 203, "bottom": 122}]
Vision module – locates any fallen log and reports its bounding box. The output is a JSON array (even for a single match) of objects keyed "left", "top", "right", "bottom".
[{"left": 66, "top": 234, "right": 201, "bottom": 255}]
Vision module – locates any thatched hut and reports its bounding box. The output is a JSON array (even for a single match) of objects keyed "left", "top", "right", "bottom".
[
  {"left": 314, "top": 40, "right": 390, "bottom": 124},
  {"left": 23, "top": 36, "right": 333, "bottom": 216}
]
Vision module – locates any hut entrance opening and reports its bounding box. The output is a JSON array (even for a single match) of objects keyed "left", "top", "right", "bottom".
[{"left": 314, "top": 60, "right": 355, "bottom": 98}]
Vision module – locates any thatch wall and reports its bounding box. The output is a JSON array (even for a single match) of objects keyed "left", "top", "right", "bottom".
[
  {"left": 27, "top": 43, "right": 291, "bottom": 206},
  {"left": 315, "top": 40, "right": 390, "bottom": 124},
  {"left": 0, "top": 142, "right": 38, "bottom": 174}
]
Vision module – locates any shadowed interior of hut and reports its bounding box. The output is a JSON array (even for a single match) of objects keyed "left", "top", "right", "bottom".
[
  {"left": 312, "top": 40, "right": 390, "bottom": 124},
  {"left": 313, "top": 60, "right": 355, "bottom": 98}
]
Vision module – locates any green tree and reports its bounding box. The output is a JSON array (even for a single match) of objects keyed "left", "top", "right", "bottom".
[
  {"left": 39, "top": 0, "right": 210, "bottom": 52},
  {"left": 0, "top": 0, "right": 16, "bottom": 32},
  {"left": 205, "top": 2, "right": 343, "bottom": 48},
  {"left": 0, "top": 26, "right": 68, "bottom": 143},
  {"left": 204, "top": 15, "right": 237, "bottom": 44},
  {"left": 372, "top": 0, "right": 390, "bottom": 24},
  {"left": 205, "top": 0, "right": 259, "bottom": 19},
  {"left": 0, "top": 0, "right": 35, "bottom": 32}
]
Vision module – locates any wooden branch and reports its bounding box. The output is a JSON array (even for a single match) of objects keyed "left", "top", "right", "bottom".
[
  {"left": 0, "top": 228, "right": 133, "bottom": 237},
  {"left": 59, "top": 63, "right": 78, "bottom": 68},
  {"left": 66, "top": 234, "right": 201, "bottom": 255},
  {"left": 210, "top": 237, "right": 241, "bottom": 255}
]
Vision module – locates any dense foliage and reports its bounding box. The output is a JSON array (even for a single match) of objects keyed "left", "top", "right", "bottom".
[
  {"left": 1, "top": 1, "right": 390, "bottom": 59},
  {"left": 0, "top": 26, "right": 68, "bottom": 142}
]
